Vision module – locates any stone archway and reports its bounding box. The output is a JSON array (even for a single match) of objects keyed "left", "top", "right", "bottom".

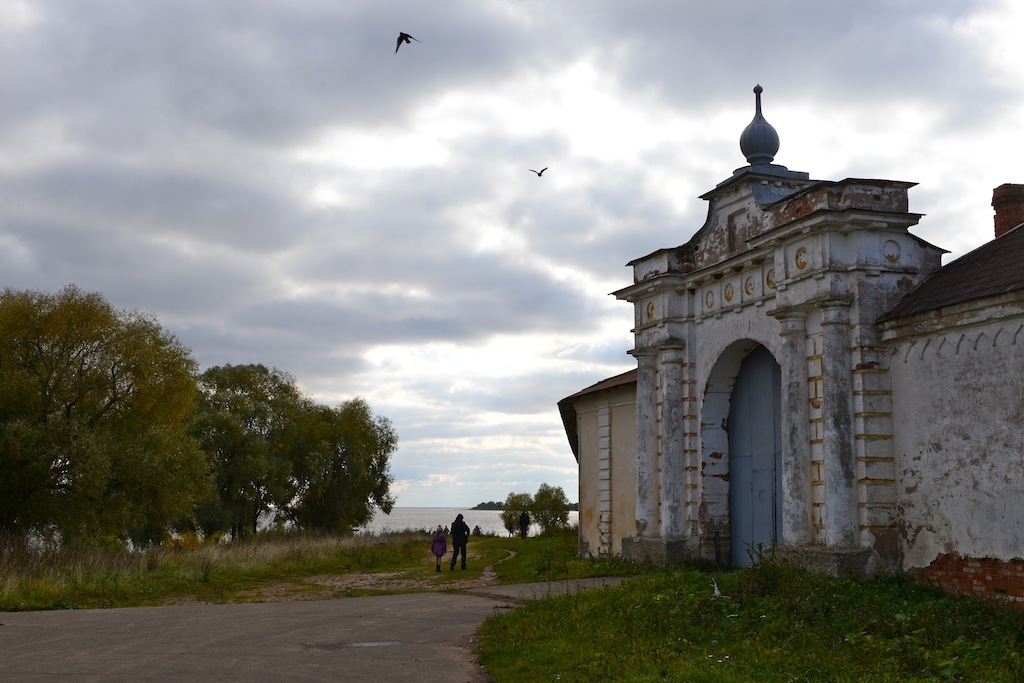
[
  {"left": 727, "top": 345, "right": 782, "bottom": 567},
  {"left": 701, "top": 340, "right": 782, "bottom": 567}
]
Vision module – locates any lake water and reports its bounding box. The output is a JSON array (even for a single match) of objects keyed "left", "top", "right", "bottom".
[{"left": 357, "top": 507, "right": 578, "bottom": 537}]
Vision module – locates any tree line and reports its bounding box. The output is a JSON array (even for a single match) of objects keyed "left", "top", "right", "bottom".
[
  {"left": 0, "top": 285, "right": 396, "bottom": 547},
  {"left": 499, "top": 484, "right": 572, "bottom": 535}
]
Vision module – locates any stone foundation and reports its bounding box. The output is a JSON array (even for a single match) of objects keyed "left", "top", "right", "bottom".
[
  {"left": 621, "top": 537, "right": 694, "bottom": 565},
  {"left": 772, "top": 545, "right": 879, "bottom": 578}
]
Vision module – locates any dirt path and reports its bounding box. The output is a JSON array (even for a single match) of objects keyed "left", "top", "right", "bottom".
[{"left": 231, "top": 547, "right": 520, "bottom": 603}]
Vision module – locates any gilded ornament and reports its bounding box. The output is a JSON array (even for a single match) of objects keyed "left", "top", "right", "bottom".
[
  {"left": 795, "top": 247, "right": 808, "bottom": 269},
  {"left": 882, "top": 239, "right": 901, "bottom": 263}
]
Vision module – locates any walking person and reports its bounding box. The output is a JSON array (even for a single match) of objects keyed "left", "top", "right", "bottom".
[
  {"left": 430, "top": 525, "right": 447, "bottom": 572},
  {"left": 519, "top": 510, "right": 530, "bottom": 539},
  {"left": 449, "top": 513, "right": 471, "bottom": 570}
]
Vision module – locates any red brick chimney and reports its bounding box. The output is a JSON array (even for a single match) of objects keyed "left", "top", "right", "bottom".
[{"left": 992, "top": 183, "right": 1024, "bottom": 238}]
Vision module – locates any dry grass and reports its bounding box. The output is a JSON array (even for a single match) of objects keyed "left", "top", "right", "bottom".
[{"left": 0, "top": 529, "right": 432, "bottom": 610}]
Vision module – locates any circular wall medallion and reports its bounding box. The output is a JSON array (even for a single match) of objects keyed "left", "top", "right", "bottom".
[
  {"left": 795, "top": 247, "right": 808, "bottom": 270},
  {"left": 705, "top": 290, "right": 714, "bottom": 308},
  {"left": 882, "top": 239, "right": 901, "bottom": 263},
  {"left": 724, "top": 283, "right": 734, "bottom": 303},
  {"left": 645, "top": 301, "right": 655, "bottom": 319},
  {"left": 744, "top": 277, "right": 755, "bottom": 296},
  {"left": 766, "top": 269, "right": 776, "bottom": 289}
]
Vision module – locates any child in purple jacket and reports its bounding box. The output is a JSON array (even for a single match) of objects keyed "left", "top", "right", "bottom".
[{"left": 430, "top": 525, "right": 447, "bottom": 572}]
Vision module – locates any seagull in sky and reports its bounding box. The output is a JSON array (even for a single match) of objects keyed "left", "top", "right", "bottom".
[
  {"left": 395, "top": 32, "right": 420, "bottom": 53},
  {"left": 529, "top": 167, "right": 548, "bottom": 177}
]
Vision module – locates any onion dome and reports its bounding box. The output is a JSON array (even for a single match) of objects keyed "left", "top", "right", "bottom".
[{"left": 739, "top": 85, "right": 780, "bottom": 166}]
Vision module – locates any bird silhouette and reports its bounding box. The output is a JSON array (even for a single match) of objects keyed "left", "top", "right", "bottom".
[
  {"left": 395, "top": 32, "right": 421, "bottom": 53},
  {"left": 528, "top": 167, "right": 548, "bottom": 177}
]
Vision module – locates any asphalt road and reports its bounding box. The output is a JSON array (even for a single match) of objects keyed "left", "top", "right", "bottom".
[{"left": 0, "top": 578, "right": 624, "bottom": 682}]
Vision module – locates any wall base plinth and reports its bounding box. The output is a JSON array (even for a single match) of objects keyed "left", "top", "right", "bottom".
[
  {"left": 621, "top": 536, "right": 694, "bottom": 565},
  {"left": 773, "top": 545, "right": 880, "bottom": 578}
]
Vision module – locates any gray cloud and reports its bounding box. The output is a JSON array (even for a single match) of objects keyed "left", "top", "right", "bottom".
[{"left": 1, "top": 0, "right": 1019, "bottom": 506}]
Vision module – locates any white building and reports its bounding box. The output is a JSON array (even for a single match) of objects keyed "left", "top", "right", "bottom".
[{"left": 559, "top": 86, "right": 1024, "bottom": 600}]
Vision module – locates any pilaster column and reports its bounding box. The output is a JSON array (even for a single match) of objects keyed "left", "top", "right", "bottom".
[
  {"left": 630, "top": 348, "right": 659, "bottom": 537},
  {"left": 774, "top": 307, "right": 813, "bottom": 545},
  {"left": 820, "top": 299, "right": 859, "bottom": 547},
  {"left": 658, "top": 344, "right": 687, "bottom": 538}
]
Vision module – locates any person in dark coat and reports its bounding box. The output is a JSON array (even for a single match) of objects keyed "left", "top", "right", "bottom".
[
  {"left": 430, "top": 525, "right": 447, "bottom": 572},
  {"left": 449, "top": 513, "right": 471, "bottom": 570},
  {"left": 519, "top": 510, "right": 530, "bottom": 539}
]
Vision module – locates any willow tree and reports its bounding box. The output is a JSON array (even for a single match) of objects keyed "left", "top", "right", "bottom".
[
  {"left": 0, "top": 285, "right": 207, "bottom": 544},
  {"left": 192, "top": 366, "right": 397, "bottom": 536},
  {"left": 500, "top": 492, "right": 534, "bottom": 533},
  {"left": 285, "top": 398, "right": 396, "bottom": 533},
  {"left": 532, "top": 483, "right": 571, "bottom": 533},
  {"left": 190, "top": 364, "right": 304, "bottom": 538}
]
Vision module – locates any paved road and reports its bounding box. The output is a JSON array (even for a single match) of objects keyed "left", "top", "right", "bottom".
[{"left": 0, "top": 578, "right": 624, "bottom": 682}]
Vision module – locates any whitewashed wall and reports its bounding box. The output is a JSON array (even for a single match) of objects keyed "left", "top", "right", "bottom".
[{"left": 884, "top": 297, "right": 1024, "bottom": 569}]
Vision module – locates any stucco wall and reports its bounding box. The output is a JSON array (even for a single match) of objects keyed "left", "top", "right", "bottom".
[
  {"left": 577, "top": 409, "right": 601, "bottom": 558},
  {"left": 574, "top": 387, "right": 636, "bottom": 557},
  {"left": 609, "top": 402, "right": 637, "bottom": 554},
  {"left": 887, "top": 304, "right": 1024, "bottom": 570}
]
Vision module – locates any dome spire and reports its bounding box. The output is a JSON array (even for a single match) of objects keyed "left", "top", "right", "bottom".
[{"left": 739, "top": 84, "right": 780, "bottom": 166}]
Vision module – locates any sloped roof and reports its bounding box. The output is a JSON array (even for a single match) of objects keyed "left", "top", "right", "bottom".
[
  {"left": 880, "top": 223, "right": 1024, "bottom": 322},
  {"left": 557, "top": 368, "right": 637, "bottom": 462}
]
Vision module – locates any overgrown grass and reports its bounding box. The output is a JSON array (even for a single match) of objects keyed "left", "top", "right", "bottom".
[
  {"left": 0, "top": 529, "right": 434, "bottom": 610},
  {"left": 9, "top": 529, "right": 1024, "bottom": 681},
  {"left": 476, "top": 552, "right": 1024, "bottom": 682},
  {"left": 0, "top": 526, "right": 617, "bottom": 611},
  {"left": 481, "top": 528, "right": 644, "bottom": 584}
]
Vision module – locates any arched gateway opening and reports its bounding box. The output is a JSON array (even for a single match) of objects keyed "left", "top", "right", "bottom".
[
  {"left": 702, "top": 342, "right": 782, "bottom": 567},
  {"left": 727, "top": 345, "right": 782, "bottom": 566}
]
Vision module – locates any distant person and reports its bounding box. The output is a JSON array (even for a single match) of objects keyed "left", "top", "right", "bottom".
[
  {"left": 508, "top": 523, "right": 516, "bottom": 538},
  {"left": 472, "top": 525, "right": 482, "bottom": 536},
  {"left": 430, "top": 525, "right": 447, "bottom": 572},
  {"left": 519, "top": 511, "right": 530, "bottom": 539},
  {"left": 449, "top": 513, "right": 471, "bottom": 570}
]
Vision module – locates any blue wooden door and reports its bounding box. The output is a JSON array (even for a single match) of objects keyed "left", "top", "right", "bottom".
[{"left": 728, "top": 345, "right": 782, "bottom": 567}]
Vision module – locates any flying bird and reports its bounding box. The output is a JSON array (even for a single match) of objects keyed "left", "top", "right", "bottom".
[
  {"left": 529, "top": 167, "right": 548, "bottom": 177},
  {"left": 395, "top": 32, "right": 421, "bottom": 53}
]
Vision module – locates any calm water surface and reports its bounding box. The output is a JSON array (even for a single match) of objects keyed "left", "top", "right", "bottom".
[{"left": 357, "top": 507, "right": 578, "bottom": 537}]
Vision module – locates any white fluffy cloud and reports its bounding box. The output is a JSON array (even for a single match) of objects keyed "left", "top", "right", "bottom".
[{"left": 2, "top": 0, "right": 1022, "bottom": 506}]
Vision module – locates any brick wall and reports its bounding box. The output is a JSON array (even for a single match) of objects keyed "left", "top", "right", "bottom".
[
  {"left": 911, "top": 553, "right": 1024, "bottom": 605},
  {"left": 992, "top": 183, "right": 1024, "bottom": 238}
]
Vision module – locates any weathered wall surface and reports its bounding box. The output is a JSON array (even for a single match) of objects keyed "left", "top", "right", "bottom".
[
  {"left": 567, "top": 93, "right": 1023, "bottom": 597},
  {"left": 885, "top": 298, "right": 1024, "bottom": 571},
  {"left": 574, "top": 387, "right": 636, "bottom": 557},
  {"left": 577, "top": 408, "right": 601, "bottom": 558},
  {"left": 610, "top": 402, "right": 637, "bottom": 554},
  {"left": 616, "top": 174, "right": 942, "bottom": 567}
]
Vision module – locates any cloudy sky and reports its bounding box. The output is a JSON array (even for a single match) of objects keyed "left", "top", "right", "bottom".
[{"left": 2, "top": 1, "right": 1022, "bottom": 509}]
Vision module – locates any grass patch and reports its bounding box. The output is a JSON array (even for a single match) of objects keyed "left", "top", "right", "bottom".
[
  {"left": 9, "top": 528, "right": 1024, "bottom": 681},
  {"left": 0, "top": 530, "right": 435, "bottom": 610},
  {"left": 0, "top": 527, "right": 624, "bottom": 610},
  {"left": 475, "top": 553, "right": 1024, "bottom": 682},
  {"left": 476, "top": 528, "right": 644, "bottom": 584}
]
